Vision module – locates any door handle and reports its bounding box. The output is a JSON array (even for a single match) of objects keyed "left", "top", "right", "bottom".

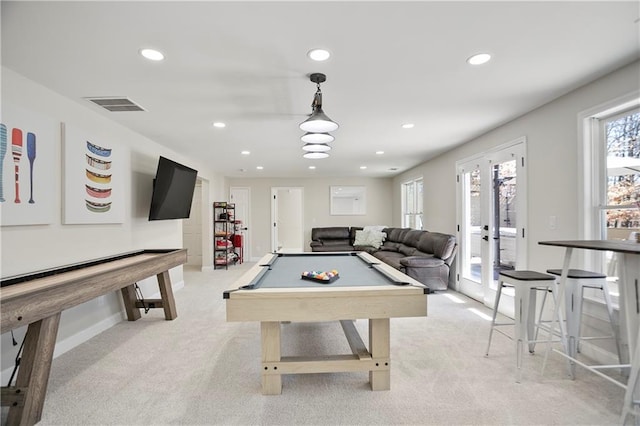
[
  {"left": 483, "top": 225, "right": 489, "bottom": 231},
  {"left": 482, "top": 236, "right": 489, "bottom": 241}
]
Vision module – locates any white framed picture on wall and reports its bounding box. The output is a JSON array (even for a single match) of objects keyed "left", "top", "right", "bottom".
[
  {"left": 62, "top": 123, "right": 128, "bottom": 224},
  {"left": 0, "top": 105, "right": 56, "bottom": 226}
]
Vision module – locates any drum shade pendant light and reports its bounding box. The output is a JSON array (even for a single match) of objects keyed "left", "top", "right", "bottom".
[
  {"left": 300, "top": 73, "right": 337, "bottom": 159},
  {"left": 300, "top": 73, "right": 339, "bottom": 133}
]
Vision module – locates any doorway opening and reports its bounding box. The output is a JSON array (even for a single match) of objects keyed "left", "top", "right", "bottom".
[{"left": 271, "top": 187, "right": 304, "bottom": 252}]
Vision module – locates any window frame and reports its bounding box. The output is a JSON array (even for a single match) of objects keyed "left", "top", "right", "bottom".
[
  {"left": 599, "top": 108, "right": 640, "bottom": 235},
  {"left": 401, "top": 177, "right": 423, "bottom": 230},
  {"left": 579, "top": 92, "right": 640, "bottom": 305}
]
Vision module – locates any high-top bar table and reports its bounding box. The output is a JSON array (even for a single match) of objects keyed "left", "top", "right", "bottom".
[{"left": 538, "top": 240, "right": 640, "bottom": 423}]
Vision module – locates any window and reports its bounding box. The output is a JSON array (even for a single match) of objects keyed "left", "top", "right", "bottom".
[
  {"left": 601, "top": 110, "right": 640, "bottom": 238},
  {"left": 581, "top": 96, "right": 640, "bottom": 303},
  {"left": 402, "top": 178, "right": 423, "bottom": 229},
  {"left": 599, "top": 109, "right": 640, "bottom": 285}
]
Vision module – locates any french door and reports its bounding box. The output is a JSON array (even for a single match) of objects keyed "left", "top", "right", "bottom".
[{"left": 456, "top": 139, "right": 527, "bottom": 314}]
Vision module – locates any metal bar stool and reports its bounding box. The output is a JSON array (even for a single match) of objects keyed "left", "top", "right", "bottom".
[
  {"left": 485, "top": 270, "right": 566, "bottom": 382},
  {"left": 546, "top": 268, "right": 623, "bottom": 377}
]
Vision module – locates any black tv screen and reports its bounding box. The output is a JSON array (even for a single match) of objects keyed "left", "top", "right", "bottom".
[{"left": 148, "top": 156, "right": 198, "bottom": 220}]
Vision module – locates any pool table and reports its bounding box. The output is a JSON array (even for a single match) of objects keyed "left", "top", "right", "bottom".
[{"left": 223, "top": 251, "right": 429, "bottom": 394}]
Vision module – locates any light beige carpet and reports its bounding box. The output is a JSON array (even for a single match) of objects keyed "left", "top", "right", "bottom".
[{"left": 12, "top": 263, "right": 626, "bottom": 425}]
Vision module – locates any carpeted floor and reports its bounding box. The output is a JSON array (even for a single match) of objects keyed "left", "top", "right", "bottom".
[{"left": 26, "top": 263, "right": 626, "bottom": 425}]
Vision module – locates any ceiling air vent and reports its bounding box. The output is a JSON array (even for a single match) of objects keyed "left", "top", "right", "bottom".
[{"left": 85, "top": 97, "right": 145, "bottom": 112}]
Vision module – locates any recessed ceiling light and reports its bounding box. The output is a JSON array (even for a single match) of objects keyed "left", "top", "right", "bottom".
[
  {"left": 256, "top": 166, "right": 264, "bottom": 170},
  {"left": 360, "top": 166, "right": 367, "bottom": 170},
  {"left": 402, "top": 123, "right": 414, "bottom": 129},
  {"left": 467, "top": 53, "right": 491, "bottom": 65},
  {"left": 308, "top": 166, "right": 316, "bottom": 170},
  {"left": 308, "top": 48, "right": 331, "bottom": 61},
  {"left": 376, "top": 151, "right": 385, "bottom": 155},
  {"left": 241, "top": 150, "right": 250, "bottom": 155},
  {"left": 140, "top": 48, "right": 164, "bottom": 61},
  {"left": 213, "top": 122, "right": 226, "bottom": 128}
]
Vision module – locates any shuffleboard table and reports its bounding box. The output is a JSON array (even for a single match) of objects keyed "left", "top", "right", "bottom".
[
  {"left": 224, "top": 251, "right": 428, "bottom": 394},
  {"left": 0, "top": 248, "right": 187, "bottom": 426}
]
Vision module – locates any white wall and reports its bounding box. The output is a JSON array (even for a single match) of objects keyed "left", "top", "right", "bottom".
[
  {"left": 227, "top": 177, "right": 393, "bottom": 258},
  {"left": 0, "top": 68, "right": 224, "bottom": 379}
]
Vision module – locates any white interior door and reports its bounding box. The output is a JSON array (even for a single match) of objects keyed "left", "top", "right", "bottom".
[
  {"left": 271, "top": 187, "right": 303, "bottom": 252},
  {"left": 457, "top": 139, "right": 527, "bottom": 315},
  {"left": 230, "top": 187, "right": 250, "bottom": 261}
]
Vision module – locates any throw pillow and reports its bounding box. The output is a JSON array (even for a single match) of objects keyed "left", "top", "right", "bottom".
[{"left": 354, "top": 229, "right": 386, "bottom": 249}]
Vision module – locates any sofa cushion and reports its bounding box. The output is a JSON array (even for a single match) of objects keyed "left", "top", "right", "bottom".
[
  {"left": 398, "top": 244, "right": 417, "bottom": 256},
  {"left": 379, "top": 241, "right": 401, "bottom": 252},
  {"left": 322, "top": 239, "right": 351, "bottom": 247},
  {"left": 384, "top": 227, "right": 412, "bottom": 243},
  {"left": 373, "top": 251, "right": 405, "bottom": 270},
  {"left": 400, "top": 255, "right": 445, "bottom": 268},
  {"left": 383, "top": 228, "right": 401, "bottom": 242},
  {"left": 354, "top": 245, "right": 378, "bottom": 254},
  {"left": 402, "top": 229, "right": 424, "bottom": 247},
  {"left": 311, "top": 227, "right": 350, "bottom": 241},
  {"left": 417, "top": 231, "right": 456, "bottom": 260}
]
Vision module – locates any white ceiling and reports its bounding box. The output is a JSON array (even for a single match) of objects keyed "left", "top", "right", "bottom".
[{"left": 2, "top": 1, "right": 639, "bottom": 178}]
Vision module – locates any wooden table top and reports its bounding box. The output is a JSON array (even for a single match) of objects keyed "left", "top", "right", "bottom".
[{"left": 539, "top": 240, "right": 640, "bottom": 255}]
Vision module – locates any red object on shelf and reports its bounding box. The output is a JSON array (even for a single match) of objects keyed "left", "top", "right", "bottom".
[{"left": 232, "top": 234, "right": 243, "bottom": 264}]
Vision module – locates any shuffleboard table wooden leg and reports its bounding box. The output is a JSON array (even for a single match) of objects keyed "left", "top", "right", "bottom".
[
  {"left": 369, "top": 318, "right": 391, "bottom": 391},
  {"left": 120, "top": 284, "right": 142, "bottom": 321},
  {"left": 261, "top": 321, "right": 282, "bottom": 395},
  {"left": 6, "top": 313, "right": 61, "bottom": 426},
  {"left": 157, "top": 271, "right": 177, "bottom": 320}
]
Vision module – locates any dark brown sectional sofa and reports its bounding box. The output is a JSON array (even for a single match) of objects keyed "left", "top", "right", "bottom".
[{"left": 310, "top": 226, "right": 457, "bottom": 291}]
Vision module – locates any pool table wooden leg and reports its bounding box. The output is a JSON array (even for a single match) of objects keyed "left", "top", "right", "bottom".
[
  {"left": 261, "top": 321, "right": 282, "bottom": 395},
  {"left": 369, "top": 318, "right": 390, "bottom": 390}
]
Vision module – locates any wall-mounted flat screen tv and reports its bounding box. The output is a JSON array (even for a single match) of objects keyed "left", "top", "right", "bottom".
[{"left": 148, "top": 156, "right": 198, "bottom": 220}]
